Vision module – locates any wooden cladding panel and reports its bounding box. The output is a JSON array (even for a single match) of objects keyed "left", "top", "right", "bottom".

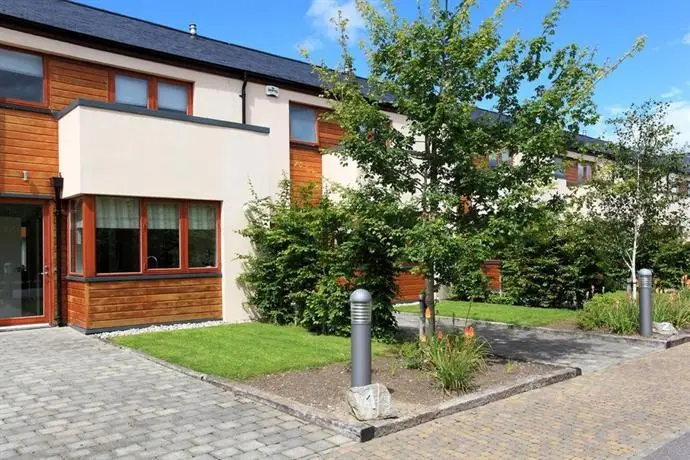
[
  {"left": 66, "top": 281, "right": 88, "bottom": 329},
  {"left": 290, "top": 145, "right": 322, "bottom": 201},
  {"left": 76, "top": 277, "right": 223, "bottom": 330},
  {"left": 482, "top": 261, "right": 502, "bottom": 292},
  {"left": 395, "top": 271, "right": 426, "bottom": 302},
  {"left": 47, "top": 57, "right": 110, "bottom": 110},
  {"left": 0, "top": 108, "right": 58, "bottom": 195},
  {"left": 565, "top": 163, "right": 579, "bottom": 186},
  {"left": 318, "top": 119, "right": 344, "bottom": 149}
]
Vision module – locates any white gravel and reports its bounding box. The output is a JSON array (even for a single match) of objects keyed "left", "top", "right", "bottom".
[{"left": 96, "top": 320, "right": 230, "bottom": 338}]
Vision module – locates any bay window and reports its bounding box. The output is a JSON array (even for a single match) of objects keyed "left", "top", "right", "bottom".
[{"left": 69, "top": 197, "right": 219, "bottom": 277}]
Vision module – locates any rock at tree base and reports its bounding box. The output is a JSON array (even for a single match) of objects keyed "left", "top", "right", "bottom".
[
  {"left": 653, "top": 322, "right": 678, "bottom": 336},
  {"left": 346, "top": 383, "right": 393, "bottom": 421}
]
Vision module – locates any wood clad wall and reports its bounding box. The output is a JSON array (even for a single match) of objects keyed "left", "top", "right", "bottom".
[
  {"left": 482, "top": 261, "right": 502, "bottom": 292},
  {"left": 74, "top": 277, "right": 222, "bottom": 330},
  {"left": 565, "top": 162, "right": 579, "bottom": 186},
  {"left": 395, "top": 271, "right": 426, "bottom": 302},
  {"left": 289, "top": 108, "right": 345, "bottom": 202},
  {"left": 0, "top": 55, "right": 109, "bottom": 196},
  {"left": 290, "top": 145, "right": 322, "bottom": 201},
  {"left": 66, "top": 280, "right": 88, "bottom": 329}
]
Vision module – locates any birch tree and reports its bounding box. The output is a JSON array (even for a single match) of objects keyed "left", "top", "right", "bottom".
[
  {"left": 311, "top": 0, "right": 643, "bottom": 335},
  {"left": 580, "top": 101, "right": 687, "bottom": 297}
]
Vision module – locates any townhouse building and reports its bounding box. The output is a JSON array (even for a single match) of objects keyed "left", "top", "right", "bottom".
[{"left": 0, "top": 0, "right": 614, "bottom": 332}]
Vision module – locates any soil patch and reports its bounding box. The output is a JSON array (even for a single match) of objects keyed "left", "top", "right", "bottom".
[{"left": 245, "top": 354, "right": 558, "bottom": 422}]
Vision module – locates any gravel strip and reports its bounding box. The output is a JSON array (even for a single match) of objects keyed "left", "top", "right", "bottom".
[{"left": 96, "top": 320, "right": 233, "bottom": 338}]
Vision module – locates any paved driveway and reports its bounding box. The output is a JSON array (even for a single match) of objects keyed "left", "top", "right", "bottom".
[
  {"left": 329, "top": 343, "right": 690, "bottom": 459},
  {"left": 397, "top": 313, "right": 658, "bottom": 372},
  {"left": 0, "top": 328, "right": 350, "bottom": 459}
]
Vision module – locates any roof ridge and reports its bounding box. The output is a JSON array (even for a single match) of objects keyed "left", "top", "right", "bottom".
[{"left": 62, "top": 0, "right": 321, "bottom": 69}]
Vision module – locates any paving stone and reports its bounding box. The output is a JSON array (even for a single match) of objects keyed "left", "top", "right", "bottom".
[{"left": 0, "top": 328, "right": 344, "bottom": 459}]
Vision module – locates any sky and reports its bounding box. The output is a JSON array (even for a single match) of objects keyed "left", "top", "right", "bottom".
[{"left": 76, "top": 0, "right": 690, "bottom": 143}]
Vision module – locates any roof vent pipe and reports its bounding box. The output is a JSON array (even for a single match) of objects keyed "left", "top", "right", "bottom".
[{"left": 189, "top": 23, "right": 197, "bottom": 36}]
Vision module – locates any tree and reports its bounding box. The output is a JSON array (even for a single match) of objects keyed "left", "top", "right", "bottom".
[
  {"left": 310, "top": 0, "right": 643, "bottom": 336},
  {"left": 578, "top": 100, "right": 688, "bottom": 297}
]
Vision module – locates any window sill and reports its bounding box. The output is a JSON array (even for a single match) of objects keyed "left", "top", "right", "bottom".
[{"left": 65, "top": 272, "right": 221, "bottom": 282}]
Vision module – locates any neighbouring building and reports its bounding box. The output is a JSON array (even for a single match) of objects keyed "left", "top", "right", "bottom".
[{"left": 0, "top": 0, "right": 615, "bottom": 331}]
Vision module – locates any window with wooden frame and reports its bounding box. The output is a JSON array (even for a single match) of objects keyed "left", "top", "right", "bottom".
[
  {"left": 289, "top": 104, "right": 318, "bottom": 144},
  {"left": 110, "top": 71, "right": 193, "bottom": 115},
  {"left": 0, "top": 46, "right": 47, "bottom": 106},
  {"left": 565, "top": 159, "right": 594, "bottom": 186},
  {"left": 69, "top": 196, "right": 220, "bottom": 276}
]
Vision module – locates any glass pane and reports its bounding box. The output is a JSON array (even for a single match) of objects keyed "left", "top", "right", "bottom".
[
  {"left": 577, "top": 163, "right": 584, "bottom": 184},
  {"left": 0, "top": 48, "right": 44, "bottom": 102},
  {"left": 70, "top": 200, "right": 83, "bottom": 273},
  {"left": 554, "top": 157, "right": 565, "bottom": 178},
  {"left": 290, "top": 105, "right": 317, "bottom": 142},
  {"left": 158, "top": 81, "right": 188, "bottom": 113},
  {"left": 188, "top": 204, "right": 217, "bottom": 268},
  {"left": 488, "top": 153, "right": 498, "bottom": 169},
  {"left": 0, "top": 204, "right": 43, "bottom": 318},
  {"left": 115, "top": 74, "right": 148, "bottom": 107},
  {"left": 96, "top": 197, "right": 140, "bottom": 273},
  {"left": 147, "top": 203, "right": 180, "bottom": 269}
]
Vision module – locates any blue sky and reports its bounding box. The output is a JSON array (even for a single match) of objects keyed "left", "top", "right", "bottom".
[{"left": 77, "top": 0, "right": 690, "bottom": 142}]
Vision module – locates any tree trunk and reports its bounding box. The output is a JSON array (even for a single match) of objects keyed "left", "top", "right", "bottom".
[{"left": 425, "top": 268, "right": 435, "bottom": 340}]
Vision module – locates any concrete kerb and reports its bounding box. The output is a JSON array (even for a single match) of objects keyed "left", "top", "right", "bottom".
[
  {"left": 99, "top": 336, "right": 579, "bottom": 443},
  {"left": 396, "top": 312, "right": 690, "bottom": 349}
]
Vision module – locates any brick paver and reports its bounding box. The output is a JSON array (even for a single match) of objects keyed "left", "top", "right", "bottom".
[
  {"left": 0, "top": 328, "right": 350, "bottom": 459},
  {"left": 328, "top": 343, "right": 690, "bottom": 459}
]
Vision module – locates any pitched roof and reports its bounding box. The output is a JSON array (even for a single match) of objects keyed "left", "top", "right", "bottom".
[{"left": 0, "top": 0, "right": 325, "bottom": 88}]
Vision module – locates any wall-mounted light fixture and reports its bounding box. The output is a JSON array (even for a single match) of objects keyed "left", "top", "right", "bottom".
[{"left": 22, "top": 170, "right": 29, "bottom": 182}]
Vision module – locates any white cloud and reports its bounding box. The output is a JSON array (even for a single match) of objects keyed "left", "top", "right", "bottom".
[
  {"left": 682, "top": 32, "right": 690, "bottom": 45},
  {"left": 295, "top": 36, "right": 323, "bottom": 55},
  {"left": 306, "top": 0, "right": 365, "bottom": 41},
  {"left": 665, "top": 100, "right": 690, "bottom": 146},
  {"left": 607, "top": 105, "right": 625, "bottom": 116},
  {"left": 661, "top": 86, "right": 684, "bottom": 99}
]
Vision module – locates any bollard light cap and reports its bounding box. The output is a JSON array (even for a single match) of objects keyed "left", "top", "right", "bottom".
[
  {"left": 350, "top": 288, "right": 372, "bottom": 304},
  {"left": 638, "top": 269, "right": 653, "bottom": 276}
]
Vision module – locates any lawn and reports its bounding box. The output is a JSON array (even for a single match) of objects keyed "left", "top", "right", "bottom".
[
  {"left": 396, "top": 300, "right": 577, "bottom": 327},
  {"left": 113, "top": 322, "right": 390, "bottom": 380}
]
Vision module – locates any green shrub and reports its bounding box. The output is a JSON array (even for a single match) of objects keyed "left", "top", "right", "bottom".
[
  {"left": 579, "top": 289, "right": 690, "bottom": 334},
  {"left": 238, "top": 180, "right": 415, "bottom": 340},
  {"left": 397, "top": 342, "right": 425, "bottom": 370}
]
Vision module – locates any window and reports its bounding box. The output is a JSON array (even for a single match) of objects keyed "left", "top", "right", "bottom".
[
  {"left": 96, "top": 197, "right": 141, "bottom": 273},
  {"left": 114, "top": 74, "right": 148, "bottom": 107},
  {"left": 0, "top": 48, "right": 44, "bottom": 103},
  {"left": 577, "top": 162, "right": 592, "bottom": 184},
  {"left": 79, "top": 197, "right": 219, "bottom": 275},
  {"left": 188, "top": 203, "right": 217, "bottom": 268},
  {"left": 146, "top": 202, "right": 180, "bottom": 269},
  {"left": 290, "top": 105, "right": 317, "bottom": 143},
  {"left": 70, "top": 200, "right": 84, "bottom": 274},
  {"left": 157, "top": 81, "right": 188, "bottom": 113},
  {"left": 488, "top": 150, "right": 511, "bottom": 169},
  {"left": 112, "top": 72, "right": 192, "bottom": 114}
]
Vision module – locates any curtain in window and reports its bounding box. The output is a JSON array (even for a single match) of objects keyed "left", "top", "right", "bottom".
[
  {"left": 189, "top": 204, "right": 216, "bottom": 230},
  {"left": 96, "top": 197, "right": 139, "bottom": 228},
  {"left": 147, "top": 203, "right": 179, "bottom": 229}
]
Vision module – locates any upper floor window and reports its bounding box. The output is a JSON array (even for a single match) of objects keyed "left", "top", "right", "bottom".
[
  {"left": 566, "top": 159, "right": 593, "bottom": 186},
  {"left": 112, "top": 72, "right": 191, "bottom": 114},
  {"left": 0, "top": 48, "right": 44, "bottom": 104},
  {"left": 577, "top": 162, "right": 592, "bottom": 184},
  {"left": 290, "top": 105, "right": 317, "bottom": 143},
  {"left": 553, "top": 157, "right": 565, "bottom": 179},
  {"left": 488, "top": 150, "right": 511, "bottom": 169}
]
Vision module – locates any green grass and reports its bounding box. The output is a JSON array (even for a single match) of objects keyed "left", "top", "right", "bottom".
[
  {"left": 113, "top": 322, "right": 390, "bottom": 380},
  {"left": 396, "top": 300, "right": 577, "bottom": 327}
]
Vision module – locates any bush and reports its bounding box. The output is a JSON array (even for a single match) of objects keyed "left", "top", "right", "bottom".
[
  {"left": 399, "top": 333, "right": 488, "bottom": 393},
  {"left": 578, "top": 289, "right": 690, "bottom": 334},
  {"left": 238, "top": 181, "right": 415, "bottom": 340}
]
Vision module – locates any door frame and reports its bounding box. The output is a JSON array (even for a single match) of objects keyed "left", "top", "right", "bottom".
[{"left": 0, "top": 198, "right": 53, "bottom": 327}]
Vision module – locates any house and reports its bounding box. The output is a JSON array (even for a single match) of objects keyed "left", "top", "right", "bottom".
[{"left": 0, "top": 0, "right": 610, "bottom": 331}]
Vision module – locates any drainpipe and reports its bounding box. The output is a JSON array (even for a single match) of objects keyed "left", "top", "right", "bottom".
[
  {"left": 240, "top": 71, "right": 248, "bottom": 124},
  {"left": 50, "top": 175, "right": 64, "bottom": 327}
]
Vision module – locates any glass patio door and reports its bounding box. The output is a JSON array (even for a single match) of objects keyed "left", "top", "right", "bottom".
[{"left": 0, "top": 204, "right": 44, "bottom": 322}]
